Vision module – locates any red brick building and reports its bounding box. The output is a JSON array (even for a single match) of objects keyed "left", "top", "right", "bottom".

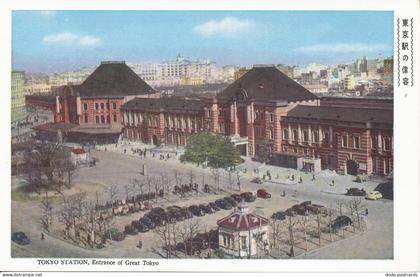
[
  {"left": 121, "top": 65, "right": 393, "bottom": 176},
  {"left": 31, "top": 61, "right": 159, "bottom": 143}
]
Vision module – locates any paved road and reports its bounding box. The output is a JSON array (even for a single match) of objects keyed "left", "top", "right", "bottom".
[{"left": 11, "top": 147, "right": 393, "bottom": 259}]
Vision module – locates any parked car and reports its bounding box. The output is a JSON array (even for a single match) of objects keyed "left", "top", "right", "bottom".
[
  {"left": 230, "top": 194, "right": 243, "bottom": 203},
  {"left": 124, "top": 225, "right": 139, "bottom": 235},
  {"left": 365, "top": 191, "right": 383, "bottom": 200},
  {"left": 145, "top": 213, "right": 166, "bottom": 226},
  {"left": 199, "top": 204, "right": 214, "bottom": 214},
  {"left": 300, "top": 201, "right": 312, "bottom": 206},
  {"left": 240, "top": 192, "right": 256, "bottom": 202},
  {"left": 306, "top": 204, "right": 328, "bottom": 215},
  {"left": 139, "top": 216, "right": 156, "bottom": 229},
  {"left": 192, "top": 233, "right": 210, "bottom": 250},
  {"left": 330, "top": 215, "right": 352, "bottom": 229},
  {"left": 215, "top": 199, "right": 232, "bottom": 210},
  {"left": 251, "top": 177, "right": 263, "bottom": 184},
  {"left": 208, "top": 202, "right": 220, "bottom": 211},
  {"left": 291, "top": 204, "right": 309, "bottom": 215},
  {"left": 189, "top": 205, "right": 205, "bottom": 217},
  {"left": 223, "top": 197, "right": 238, "bottom": 207},
  {"left": 11, "top": 232, "right": 30, "bottom": 245},
  {"left": 166, "top": 209, "right": 185, "bottom": 222},
  {"left": 107, "top": 228, "right": 125, "bottom": 241},
  {"left": 150, "top": 207, "right": 166, "bottom": 214},
  {"left": 271, "top": 211, "right": 287, "bottom": 221},
  {"left": 345, "top": 188, "right": 367, "bottom": 196},
  {"left": 257, "top": 189, "right": 271, "bottom": 199},
  {"left": 180, "top": 207, "right": 194, "bottom": 219},
  {"left": 285, "top": 207, "right": 297, "bottom": 217}
]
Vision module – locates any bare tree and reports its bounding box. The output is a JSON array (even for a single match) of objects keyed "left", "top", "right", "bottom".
[
  {"left": 105, "top": 185, "right": 119, "bottom": 204},
  {"left": 176, "top": 218, "right": 201, "bottom": 257},
  {"left": 270, "top": 219, "right": 283, "bottom": 257},
  {"left": 40, "top": 190, "right": 53, "bottom": 232},
  {"left": 210, "top": 168, "right": 220, "bottom": 191},
  {"left": 153, "top": 224, "right": 171, "bottom": 258},
  {"left": 297, "top": 213, "right": 310, "bottom": 252},
  {"left": 123, "top": 184, "right": 133, "bottom": 200},
  {"left": 287, "top": 215, "right": 297, "bottom": 257},
  {"left": 347, "top": 197, "right": 366, "bottom": 230}
]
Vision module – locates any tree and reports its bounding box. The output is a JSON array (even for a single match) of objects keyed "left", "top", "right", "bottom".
[
  {"left": 40, "top": 190, "right": 53, "bottom": 232},
  {"left": 181, "top": 133, "right": 241, "bottom": 171},
  {"left": 176, "top": 218, "right": 200, "bottom": 257},
  {"left": 347, "top": 197, "right": 366, "bottom": 230},
  {"left": 256, "top": 143, "right": 270, "bottom": 164},
  {"left": 24, "top": 142, "right": 77, "bottom": 191}
]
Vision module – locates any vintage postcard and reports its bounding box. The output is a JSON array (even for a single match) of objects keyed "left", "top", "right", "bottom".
[{"left": 1, "top": 0, "right": 419, "bottom": 274}]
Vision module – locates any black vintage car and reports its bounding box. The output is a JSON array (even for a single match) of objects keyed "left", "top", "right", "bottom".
[
  {"left": 230, "top": 194, "right": 243, "bottom": 203},
  {"left": 124, "top": 225, "right": 139, "bottom": 236},
  {"left": 224, "top": 197, "right": 237, "bottom": 207},
  {"left": 139, "top": 217, "right": 156, "bottom": 229},
  {"left": 11, "top": 232, "right": 30, "bottom": 245},
  {"left": 132, "top": 220, "right": 150, "bottom": 233},
  {"left": 189, "top": 205, "right": 205, "bottom": 217},
  {"left": 208, "top": 202, "right": 220, "bottom": 212},
  {"left": 331, "top": 215, "right": 352, "bottom": 229},
  {"left": 240, "top": 192, "right": 256, "bottom": 202},
  {"left": 271, "top": 211, "right": 287, "bottom": 221},
  {"left": 215, "top": 199, "right": 232, "bottom": 210},
  {"left": 199, "top": 204, "right": 214, "bottom": 214},
  {"left": 345, "top": 188, "right": 367, "bottom": 196}
]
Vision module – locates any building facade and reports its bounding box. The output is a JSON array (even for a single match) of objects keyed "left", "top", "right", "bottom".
[{"left": 11, "top": 71, "right": 26, "bottom": 124}]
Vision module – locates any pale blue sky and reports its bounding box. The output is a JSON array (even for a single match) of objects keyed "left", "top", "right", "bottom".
[{"left": 12, "top": 11, "right": 394, "bottom": 73}]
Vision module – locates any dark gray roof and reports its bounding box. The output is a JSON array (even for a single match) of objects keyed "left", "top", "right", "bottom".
[
  {"left": 77, "top": 62, "right": 155, "bottom": 97},
  {"left": 217, "top": 66, "right": 317, "bottom": 102},
  {"left": 121, "top": 97, "right": 205, "bottom": 114},
  {"left": 285, "top": 105, "right": 393, "bottom": 125}
]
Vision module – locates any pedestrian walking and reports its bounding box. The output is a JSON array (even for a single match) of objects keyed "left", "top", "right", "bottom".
[
  {"left": 365, "top": 208, "right": 369, "bottom": 216},
  {"left": 299, "top": 176, "right": 302, "bottom": 183},
  {"left": 312, "top": 174, "right": 316, "bottom": 181},
  {"left": 41, "top": 232, "right": 45, "bottom": 240},
  {"left": 282, "top": 190, "right": 286, "bottom": 197}
]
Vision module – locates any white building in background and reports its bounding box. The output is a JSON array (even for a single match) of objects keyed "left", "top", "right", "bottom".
[
  {"left": 217, "top": 207, "right": 270, "bottom": 258},
  {"left": 49, "top": 67, "right": 95, "bottom": 86},
  {"left": 129, "top": 54, "right": 220, "bottom": 87}
]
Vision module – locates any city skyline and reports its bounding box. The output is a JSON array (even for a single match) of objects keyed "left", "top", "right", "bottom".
[{"left": 13, "top": 11, "right": 393, "bottom": 73}]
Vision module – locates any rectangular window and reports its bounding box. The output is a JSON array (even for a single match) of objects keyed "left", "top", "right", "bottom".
[
  {"left": 303, "top": 130, "right": 309, "bottom": 142},
  {"left": 100, "top": 103, "right": 105, "bottom": 110},
  {"left": 342, "top": 135, "right": 348, "bottom": 147},
  {"left": 83, "top": 103, "right": 88, "bottom": 111},
  {"left": 283, "top": 129, "right": 289, "bottom": 140},
  {"left": 95, "top": 103, "right": 99, "bottom": 110},
  {"left": 112, "top": 102, "right": 117, "bottom": 109},
  {"left": 293, "top": 130, "right": 298, "bottom": 141},
  {"left": 324, "top": 132, "right": 329, "bottom": 143},
  {"left": 354, "top": 136, "right": 360, "bottom": 149},
  {"left": 240, "top": 236, "right": 247, "bottom": 250},
  {"left": 269, "top": 113, "right": 275, "bottom": 122},
  {"left": 101, "top": 115, "right": 105, "bottom": 123},
  {"left": 269, "top": 129, "right": 274, "bottom": 139},
  {"left": 313, "top": 131, "right": 319, "bottom": 143},
  {"left": 383, "top": 137, "right": 391, "bottom": 151},
  {"left": 113, "top": 114, "right": 117, "bottom": 122},
  {"left": 371, "top": 136, "right": 378, "bottom": 149},
  {"left": 106, "top": 102, "right": 110, "bottom": 110},
  {"left": 95, "top": 116, "right": 99, "bottom": 123},
  {"left": 84, "top": 115, "right": 88, "bottom": 123}
]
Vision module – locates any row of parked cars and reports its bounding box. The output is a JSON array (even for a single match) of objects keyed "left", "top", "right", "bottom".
[
  {"left": 271, "top": 201, "right": 353, "bottom": 230},
  {"left": 109, "top": 189, "right": 273, "bottom": 241},
  {"left": 345, "top": 187, "right": 383, "bottom": 200}
]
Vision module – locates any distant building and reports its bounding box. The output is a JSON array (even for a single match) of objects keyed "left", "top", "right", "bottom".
[
  {"left": 303, "top": 84, "right": 329, "bottom": 94},
  {"left": 234, "top": 67, "right": 250, "bottom": 81},
  {"left": 24, "top": 83, "right": 51, "bottom": 95},
  {"left": 383, "top": 57, "right": 393, "bottom": 80},
  {"left": 344, "top": 74, "right": 355, "bottom": 90},
  {"left": 217, "top": 207, "right": 270, "bottom": 258},
  {"left": 11, "top": 71, "right": 26, "bottom": 124}
]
